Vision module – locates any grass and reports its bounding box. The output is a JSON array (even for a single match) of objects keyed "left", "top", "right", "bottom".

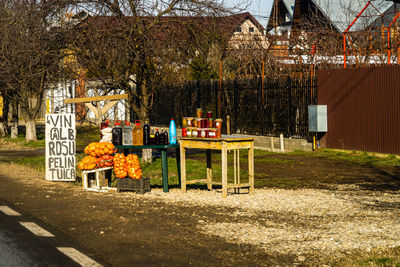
[
  {"left": 360, "top": 256, "right": 400, "bottom": 267},
  {"left": 291, "top": 148, "right": 400, "bottom": 167}
]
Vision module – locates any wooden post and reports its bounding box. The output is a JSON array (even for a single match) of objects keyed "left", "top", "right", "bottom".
[
  {"left": 161, "top": 149, "right": 169, "bottom": 193},
  {"left": 221, "top": 142, "right": 228, "bottom": 198},
  {"left": 180, "top": 141, "right": 186, "bottom": 193},
  {"left": 206, "top": 149, "right": 212, "bottom": 190},
  {"left": 280, "top": 133, "right": 284, "bottom": 152},
  {"left": 227, "top": 115, "right": 230, "bottom": 135},
  {"left": 270, "top": 137, "right": 274, "bottom": 152},
  {"left": 248, "top": 143, "right": 254, "bottom": 195}
]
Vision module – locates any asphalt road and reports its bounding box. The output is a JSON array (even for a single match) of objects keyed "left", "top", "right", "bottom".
[{"left": 0, "top": 199, "right": 102, "bottom": 267}]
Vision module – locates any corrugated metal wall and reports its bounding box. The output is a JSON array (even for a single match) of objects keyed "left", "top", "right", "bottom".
[{"left": 318, "top": 66, "right": 400, "bottom": 155}]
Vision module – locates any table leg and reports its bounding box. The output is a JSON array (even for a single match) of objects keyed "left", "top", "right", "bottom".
[
  {"left": 206, "top": 149, "right": 212, "bottom": 190},
  {"left": 161, "top": 149, "right": 169, "bottom": 193},
  {"left": 221, "top": 142, "right": 228, "bottom": 198},
  {"left": 83, "top": 172, "right": 87, "bottom": 189},
  {"left": 180, "top": 143, "right": 186, "bottom": 193},
  {"left": 248, "top": 144, "right": 254, "bottom": 195},
  {"left": 175, "top": 147, "right": 181, "bottom": 187},
  {"left": 123, "top": 148, "right": 129, "bottom": 155}
]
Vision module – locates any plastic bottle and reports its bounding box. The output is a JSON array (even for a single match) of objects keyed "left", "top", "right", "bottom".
[
  {"left": 122, "top": 121, "right": 133, "bottom": 145},
  {"left": 164, "top": 129, "right": 169, "bottom": 145},
  {"left": 133, "top": 120, "right": 143, "bottom": 145},
  {"left": 143, "top": 121, "right": 150, "bottom": 145},
  {"left": 150, "top": 129, "right": 155, "bottom": 145},
  {"left": 112, "top": 120, "right": 123, "bottom": 146},
  {"left": 155, "top": 129, "right": 160, "bottom": 145},
  {"left": 169, "top": 118, "right": 177, "bottom": 144}
]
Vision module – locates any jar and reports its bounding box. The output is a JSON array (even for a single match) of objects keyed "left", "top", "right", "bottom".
[
  {"left": 187, "top": 128, "right": 192, "bottom": 137},
  {"left": 182, "top": 117, "right": 188, "bottom": 128},
  {"left": 187, "top": 117, "right": 193, "bottom": 127},
  {"left": 215, "top": 119, "right": 223, "bottom": 130},
  {"left": 205, "top": 129, "right": 209, "bottom": 138},
  {"left": 207, "top": 111, "right": 212, "bottom": 119},
  {"left": 200, "top": 129, "right": 206, "bottom": 138},
  {"left": 209, "top": 130, "right": 216, "bottom": 138},
  {"left": 196, "top": 108, "right": 203, "bottom": 118},
  {"left": 196, "top": 118, "right": 202, "bottom": 128},
  {"left": 208, "top": 118, "right": 214, "bottom": 128},
  {"left": 216, "top": 129, "right": 221, "bottom": 138},
  {"left": 182, "top": 128, "right": 187, "bottom": 137}
]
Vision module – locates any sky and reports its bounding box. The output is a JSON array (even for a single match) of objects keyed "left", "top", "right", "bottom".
[{"left": 227, "top": 0, "right": 274, "bottom": 28}]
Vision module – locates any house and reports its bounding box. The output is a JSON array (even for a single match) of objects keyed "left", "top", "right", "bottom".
[{"left": 267, "top": 0, "right": 400, "bottom": 64}]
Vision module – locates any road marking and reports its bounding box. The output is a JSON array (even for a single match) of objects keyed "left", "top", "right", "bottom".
[
  {"left": 19, "top": 222, "right": 55, "bottom": 237},
  {"left": 57, "top": 247, "right": 102, "bottom": 267},
  {"left": 0, "top": 206, "right": 21, "bottom": 216}
]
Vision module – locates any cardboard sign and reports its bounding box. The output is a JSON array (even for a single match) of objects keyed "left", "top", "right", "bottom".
[{"left": 45, "top": 114, "right": 76, "bottom": 181}]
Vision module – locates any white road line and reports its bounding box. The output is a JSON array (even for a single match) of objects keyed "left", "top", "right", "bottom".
[
  {"left": 0, "top": 206, "right": 21, "bottom": 216},
  {"left": 19, "top": 222, "right": 55, "bottom": 237},
  {"left": 57, "top": 247, "right": 102, "bottom": 267}
]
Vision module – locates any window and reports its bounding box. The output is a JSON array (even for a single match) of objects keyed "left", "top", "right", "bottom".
[
  {"left": 234, "top": 27, "right": 242, "bottom": 33},
  {"left": 249, "top": 27, "right": 254, "bottom": 33}
]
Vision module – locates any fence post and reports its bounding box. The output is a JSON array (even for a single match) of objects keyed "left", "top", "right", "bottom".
[
  {"left": 288, "top": 76, "right": 292, "bottom": 137},
  {"left": 260, "top": 76, "right": 265, "bottom": 136}
]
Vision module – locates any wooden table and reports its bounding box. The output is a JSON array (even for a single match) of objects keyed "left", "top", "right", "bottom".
[
  {"left": 115, "top": 144, "right": 181, "bottom": 193},
  {"left": 179, "top": 137, "right": 254, "bottom": 198}
]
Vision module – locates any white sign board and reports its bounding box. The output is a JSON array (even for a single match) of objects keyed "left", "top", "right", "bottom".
[{"left": 45, "top": 114, "right": 76, "bottom": 181}]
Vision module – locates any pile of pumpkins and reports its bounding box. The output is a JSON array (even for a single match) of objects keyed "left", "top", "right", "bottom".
[
  {"left": 79, "top": 142, "right": 115, "bottom": 170},
  {"left": 113, "top": 153, "right": 142, "bottom": 179},
  {"left": 79, "top": 142, "right": 142, "bottom": 179}
]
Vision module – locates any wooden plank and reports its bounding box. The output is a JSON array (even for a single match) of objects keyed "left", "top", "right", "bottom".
[
  {"left": 249, "top": 144, "right": 254, "bottom": 195},
  {"left": 63, "top": 94, "right": 128, "bottom": 104},
  {"left": 206, "top": 149, "right": 212, "bottom": 190},
  {"left": 179, "top": 137, "right": 254, "bottom": 142},
  {"left": 211, "top": 182, "right": 222, "bottom": 185},
  {"left": 227, "top": 183, "right": 251, "bottom": 189},
  {"left": 225, "top": 141, "right": 253, "bottom": 150},
  {"left": 180, "top": 141, "right": 187, "bottom": 193},
  {"left": 180, "top": 140, "right": 222, "bottom": 150},
  {"left": 221, "top": 141, "right": 228, "bottom": 198},
  {"left": 186, "top": 179, "right": 208, "bottom": 184}
]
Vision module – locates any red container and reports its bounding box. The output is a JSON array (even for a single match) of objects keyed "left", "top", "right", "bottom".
[
  {"left": 182, "top": 128, "right": 187, "bottom": 137},
  {"left": 207, "top": 111, "right": 212, "bottom": 119}
]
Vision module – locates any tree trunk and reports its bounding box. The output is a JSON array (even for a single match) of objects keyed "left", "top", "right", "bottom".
[
  {"left": 10, "top": 99, "right": 18, "bottom": 138},
  {"left": 0, "top": 95, "right": 9, "bottom": 137},
  {"left": 142, "top": 148, "right": 152, "bottom": 163},
  {"left": 21, "top": 107, "right": 37, "bottom": 142}
]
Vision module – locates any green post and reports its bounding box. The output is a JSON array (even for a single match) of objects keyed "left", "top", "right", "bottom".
[
  {"left": 161, "top": 149, "right": 169, "bottom": 192},
  {"left": 175, "top": 147, "right": 181, "bottom": 187}
]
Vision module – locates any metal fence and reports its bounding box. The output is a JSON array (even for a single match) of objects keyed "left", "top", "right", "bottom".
[
  {"left": 318, "top": 65, "right": 400, "bottom": 155},
  {"left": 150, "top": 76, "right": 317, "bottom": 139}
]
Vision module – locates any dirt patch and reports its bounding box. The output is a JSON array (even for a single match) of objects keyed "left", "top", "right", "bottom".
[{"left": 0, "top": 160, "right": 399, "bottom": 266}]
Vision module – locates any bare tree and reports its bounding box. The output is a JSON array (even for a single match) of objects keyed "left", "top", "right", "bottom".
[
  {"left": 0, "top": 0, "right": 70, "bottom": 141},
  {"left": 67, "top": 0, "right": 247, "bottom": 123}
]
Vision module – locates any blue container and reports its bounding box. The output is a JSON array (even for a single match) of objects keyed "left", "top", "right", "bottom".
[{"left": 169, "top": 118, "right": 177, "bottom": 144}]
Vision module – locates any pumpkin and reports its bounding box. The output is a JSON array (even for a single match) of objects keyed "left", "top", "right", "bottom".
[
  {"left": 113, "top": 153, "right": 128, "bottom": 178},
  {"left": 97, "top": 154, "right": 114, "bottom": 168},
  {"left": 113, "top": 153, "right": 142, "bottom": 179},
  {"left": 78, "top": 155, "right": 99, "bottom": 170},
  {"left": 84, "top": 142, "right": 115, "bottom": 157}
]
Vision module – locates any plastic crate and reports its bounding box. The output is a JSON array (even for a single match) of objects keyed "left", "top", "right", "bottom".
[{"left": 117, "top": 177, "right": 151, "bottom": 194}]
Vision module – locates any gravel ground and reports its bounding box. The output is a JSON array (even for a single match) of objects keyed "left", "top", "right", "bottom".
[{"left": 135, "top": 186, "right": 400, "bottom": 260}]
